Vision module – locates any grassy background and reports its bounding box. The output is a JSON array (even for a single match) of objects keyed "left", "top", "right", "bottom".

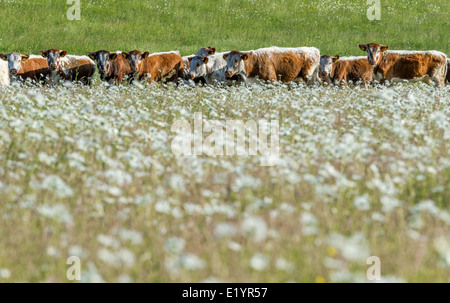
[{"left": 0, "top": 0, "right": 448, "bottom": 57}]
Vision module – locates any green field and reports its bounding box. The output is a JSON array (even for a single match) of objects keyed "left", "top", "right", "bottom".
[{"left": 0, "top": 0, "right": 448, "bottom": 57}]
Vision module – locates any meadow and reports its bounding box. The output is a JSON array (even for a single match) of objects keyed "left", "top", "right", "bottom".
[
  {"left": 0, "top": 81, "right": 449, "bottom": 282},
  {"left": 0, "top": 0, "right": 449, "bottom": 283}
]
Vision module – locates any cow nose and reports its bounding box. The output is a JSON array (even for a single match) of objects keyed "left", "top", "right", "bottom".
[
  {"left": 10, "top": 69, "right": 17, "bottom": 74},
  {"left": 99, "top": 69, "right": 106, "bottom": 75},
  {"left": 321, "top": 72, "right": 327, "bottom": 76},
  {"left": 225, "top": 71, "right": 233, "bottom": 78},
  {"left": 50, "top": 64, "right": 57, "bottom": 69},
  {"left": 368, "top": 60, "right": 375, "bottom": 65}
]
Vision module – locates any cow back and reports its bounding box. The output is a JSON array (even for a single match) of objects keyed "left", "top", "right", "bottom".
[
  {"left": 380, "top": 51, "right": 447, "bottom": 81},
  {"left": 58, "top": 55, "right": 96, "bottom": 82},
  {"left": 141, "top": 51, "right": 184, "bottom": 83},
  {"left": 18, "top": 56, "right": 49, "bottom": 82},
  {"left": 334, "top": 56, "right": 372, "bottom": 83}
]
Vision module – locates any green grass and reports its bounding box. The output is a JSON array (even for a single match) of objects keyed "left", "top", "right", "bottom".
[{"left": 0, "top": 0, "right": 448, "bottom": 57}]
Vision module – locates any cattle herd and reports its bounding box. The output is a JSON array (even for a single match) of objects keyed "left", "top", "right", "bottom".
[{"left": 0, "top": 42, "right": 449, "bottom": 87}]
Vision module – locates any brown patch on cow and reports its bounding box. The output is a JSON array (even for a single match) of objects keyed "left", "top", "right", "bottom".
[
  {"left": 19, "top": 58, "right": 49, "bottom": 82},
  {"left": 89, "top": 50, "right": 132, "bottom": 85},
  {"left": 110, "top": 53, "right": 132, "bottom": 84},
  {"left": 333, "top": 57, "right": 373, "bottom": 84},
  {"left": 230, "top": 50, "right": 316, "bottom": 83},
  {"left": 133, "top": 51, "right": 184, "bottom": 83},
  {"left": 376, "top": 52, "right": 446, "bottom": 84}
]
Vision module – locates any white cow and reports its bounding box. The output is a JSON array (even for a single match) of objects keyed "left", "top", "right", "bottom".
[
  {"left": 187, "top": 47, "right": 228, "bottom": 85},
  {"left": 0, "top": 60, "right": 9, "bottom": 86}
]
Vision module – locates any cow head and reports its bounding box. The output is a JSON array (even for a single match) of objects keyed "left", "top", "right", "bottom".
[
  {"left": 195, "top": 47, "right": 216, "bottom": 58},
  {"left": 41, "top": 49, "right": 67, "bottom": 72},
  {"left": 88, "top": 50, "right": 118, "bottom": 78},
  {"left": 187, "top": 46, "right": 217, "bottom": 79},
  {"left": 122, "top": 50, "right": 149, "bottom": 74},
  {"left": 0, "top": 52, "right": 29, "bottom": 75},
  {"left": 319, "top": 55, "right": 339, "bottom": 78},
  {"left": 223, "top": 50, "right": 248, "bottom": 78},
  {"left": 359, "top": 43, "right": 388, "bottom": 66}
]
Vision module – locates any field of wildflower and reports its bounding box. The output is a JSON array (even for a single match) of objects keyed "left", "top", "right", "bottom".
[{"left": 0, "top": 80, "right": 449, "bottom": 282}]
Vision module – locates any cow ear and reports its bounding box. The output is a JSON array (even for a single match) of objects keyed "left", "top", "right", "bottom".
[
  {"left": 223, "top": 54, "right": 228, "bottom": 60},
  {"left": 60, "top": 50, "right": 67, "bottom": 57},
  {"left": 333, "top": 56, "right": 339, "bottom": 62},
  {"left": 88, "top": 52, "right": 96, "bottom": 60},
  {"left": 22, "top": 55, "right": 30, "bottom": 62},
  {"left": 209, "top": 48, "right": 216, "bottom": 55},
  {"left": 142, "top": 52, "right": 149, "bottom": 59},
  {"left": 109, "top": 53, "right": 118, "bottom": 60},
  {"left": 41, "top": 51, "right": 47, "bottom": 58},
  {"left": 122, "top": 52, "right": 128, "bottom": 59},
  {"left": 359, "top": 44, "right": 367, "bottom": 51},
  {"left": 380, "top": 45, "right": 389, "bottom": 52},
  {"left": 241, "top": 54, "right": 248, "bottom": 61},
  {"left": 0, "top": 54, "right": 6, "bottom": 61},
  {"left": 203, "top": 57, "right": 209, "bottom": 64}
]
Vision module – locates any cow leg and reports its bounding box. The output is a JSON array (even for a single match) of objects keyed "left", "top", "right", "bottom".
[
  {"left": 312, "top": 66, "right": 320, "bottom": 85},
  {"left": 430, "top": 75, "right": 443, "bottom": 87}
]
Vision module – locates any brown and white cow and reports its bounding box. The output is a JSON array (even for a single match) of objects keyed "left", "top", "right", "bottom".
[
  {"left": 319, "top": 55, "right": 372, "bottom": 85},
  {"left": 0, "top": 52, "right": 49, "bottom": 83},
  {"left": 122, "top": 50, "right": 184, "bottom": 84},
  {"left": 41, "top": 49, "right": 96, "bottom": 85},
  {"left": 223, "top": 46, "right": 320, "bottom": 84},
  {"left": 359, "top": 43, "right": 447, "bottom": 86},
  {"left": 181, "top": 54, "right": 195, "bottom": 79},
  {"left": 88, "top": 50, "right": 132, "bottom": 85}
]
